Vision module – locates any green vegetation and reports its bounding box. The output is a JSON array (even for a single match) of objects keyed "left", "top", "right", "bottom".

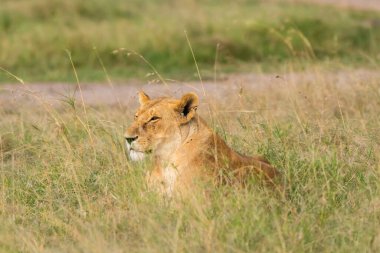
[
  {"left": 1, "top": 1, "right": 379, "bottom": 251},
  {"left": 1, "top": 72, "right": 379, "bottom": 252},
  {"left": 0, "top": 0, "right": 380, "bottom": 83}
]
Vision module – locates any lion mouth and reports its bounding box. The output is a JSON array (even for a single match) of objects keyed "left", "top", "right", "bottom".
[
  {"left": 128, "top": 149, "right": 145, "bottom": 161},
  {"left": 125, "top": 141, "right": 146, "bottom": 161}
]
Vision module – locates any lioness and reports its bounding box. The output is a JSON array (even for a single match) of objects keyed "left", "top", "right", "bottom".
[{"left": 125, "top": 91, "right": 281, "bottom": 195}]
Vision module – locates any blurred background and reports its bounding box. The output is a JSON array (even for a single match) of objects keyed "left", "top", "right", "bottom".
[{"left": 0, "top": 0, "right": 379, "bottom": 83}]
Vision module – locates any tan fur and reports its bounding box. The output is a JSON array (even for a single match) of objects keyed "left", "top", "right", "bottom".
[{"left": 125, "top": 91, "right": 281, "bottom": 195}]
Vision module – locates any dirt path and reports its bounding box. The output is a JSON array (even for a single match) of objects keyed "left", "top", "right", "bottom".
[
  {"left": 1, "top": 69, "right": 379, "bottom": 109},
  {"left": 295, "top": 0, "right": 380, "bottom": 11}
]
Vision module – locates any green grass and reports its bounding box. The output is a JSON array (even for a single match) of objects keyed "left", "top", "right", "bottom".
[
  {"left": 1, "top": 0, "right": 380, "bottom": 83},
  {"left": 1, "top": 71, "right": 379, "bottom": 252}
]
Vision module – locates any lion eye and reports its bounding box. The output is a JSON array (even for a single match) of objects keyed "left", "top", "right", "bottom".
[{"left": 149, "top": 116, "right": 161, "bottom": 122}]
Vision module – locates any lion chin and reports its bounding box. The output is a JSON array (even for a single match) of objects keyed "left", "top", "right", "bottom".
[{"left": 125, "top": 142, "right": 145, "bottom": 161}]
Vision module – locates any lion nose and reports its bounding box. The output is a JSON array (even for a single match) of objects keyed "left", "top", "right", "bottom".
[{"left": 125, "top": 136, "right": 138, "bottom": 144}]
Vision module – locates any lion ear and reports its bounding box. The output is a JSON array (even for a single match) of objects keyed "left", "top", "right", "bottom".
[
  {"left": 176, "top": 92, "right": 199, "bottom": 124},
  {"left": 138, "top": 91, "right": 150, "bottom": 105}
]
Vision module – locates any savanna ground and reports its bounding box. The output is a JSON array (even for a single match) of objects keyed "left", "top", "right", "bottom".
[{"left": 1, "top": 0, "right": 380, "bottom": 252}]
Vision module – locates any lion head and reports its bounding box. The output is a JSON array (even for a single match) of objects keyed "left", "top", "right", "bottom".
[{"left": 125, "top": 91, "right": 199, "bottom": 161}]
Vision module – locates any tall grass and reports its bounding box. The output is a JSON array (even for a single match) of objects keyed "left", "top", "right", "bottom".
[
  {"left": 1, "top": 0, "right": 380, "bottom": 82},
  {"left": 1, "top": 69, "right": 379, "bottom": 252}
]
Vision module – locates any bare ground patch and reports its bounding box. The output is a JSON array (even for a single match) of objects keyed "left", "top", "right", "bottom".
[
  {"left": 1, "top": 69, "right": 379, "bottom": 111},
  {"left": 292, "top": 0, "right": 380, "bottom": 11}
]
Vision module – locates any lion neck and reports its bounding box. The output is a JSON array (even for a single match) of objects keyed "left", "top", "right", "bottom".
[
  {"left": 179, "top": 115, "right": 200, "bottom": 143},
  {"left": 153, "top": 114, "right": 207, "bottom": 165}
]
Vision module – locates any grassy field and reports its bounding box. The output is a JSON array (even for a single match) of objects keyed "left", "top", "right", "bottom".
[
  {"left": 1, "top": 0, "right": 380, "bottom": 252},
  {"left": 1, "top": 0, "right": 380, "bottom": 83},
  {"left": 1, "top": 69, "right": 379, "bottom": 252}
]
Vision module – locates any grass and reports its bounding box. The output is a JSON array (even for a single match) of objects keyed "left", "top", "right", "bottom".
[
  {"left": 1, "top": 69, "right": 379, "bottom": 252},
  {"left": 1, "top": 0, "right": 380, "bottom": 83},
  {"left": 0, "top": 0, "right": 379, "bottom": 251}
]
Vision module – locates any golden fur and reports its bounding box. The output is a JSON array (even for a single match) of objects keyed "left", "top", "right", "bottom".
[{"left": 125, "top": 91, "right": 281, "bottom": 195}]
